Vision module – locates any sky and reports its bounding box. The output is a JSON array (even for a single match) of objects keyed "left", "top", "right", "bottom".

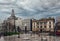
[{"left": 0, "top": 0, "right": 60, "bottom": 22}]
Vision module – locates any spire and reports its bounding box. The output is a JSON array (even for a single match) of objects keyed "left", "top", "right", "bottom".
[{"left": 11, "top": 9, "right": 15, "bottom": 17}]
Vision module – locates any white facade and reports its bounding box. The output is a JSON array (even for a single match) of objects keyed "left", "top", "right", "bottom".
[
  {"left": 22, "top": 19, "right": 32, "bottom": 31},
  {"left": 15, "top": 18, "right": 32, "bottom": 31},
  {"left": 15, "top": 18, "right": 23, "bottom": 30},
  {"left": 46, "top": 20, "right": 54, "bottom": 31}
]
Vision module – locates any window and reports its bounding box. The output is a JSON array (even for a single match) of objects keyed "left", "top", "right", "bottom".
[
  {"left": 44, "top": 22, "right": 46, "bottom": 24},
  {"left": 34, "top": 23, "right": 35, "bottom": 25},
  {"left": 49, "top": 25, "right": 51, "bottom": 28},
  {"left": 44, "top": 26, "right": 46, "bottom": 28},
  {"left": 40, "top": 22, "right": 42, "bottom": 24},
  {"left": 37, "top": 26, "right": 39, "bottom": 28},
  {"left": 49, "top": 22, "right": 51, "bottom": 24},
  {"left": 40, "top": 26, "right": 42, "bottom": 28},
  {"left": 37, "top": 22, "right": 39, "bottom": 25},
  {"left": 33, "top": 23, "right": 35, "bottom": 27}
]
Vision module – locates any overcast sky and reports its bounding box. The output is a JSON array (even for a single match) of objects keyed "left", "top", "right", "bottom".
[{"left": 0, "top": 0, "right": 60, "bottom": 21}]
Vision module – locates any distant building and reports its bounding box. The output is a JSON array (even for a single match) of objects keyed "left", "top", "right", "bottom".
[
  {"left": 2, "top": 9, "right": 32, "bottom": 32},
  {"left": 15, "top": 18, "right": 32, "bottom": 31},
  {"left": 2, "top": 9, "right": 18, "bottom": 32},
  {"left": 0, "top": 23, "right": 3, "bottom": 34},
  {"left": 32, "top": 17, "right": 55, "bottom": 32},
  {"left": 15, "top": 18, "right": 23, "bottom": 30},
  {"left": 56, "top": 16, "right": 60, "bottom": 22},
  {"left": 22, "top": 19, "right": 32, "bottom": 31},
  {"left": 56, "top": 17, "right": 60, "bottom": 31},
  {"left": 2, "top": 20, "right": 7, "bottom": 33}
]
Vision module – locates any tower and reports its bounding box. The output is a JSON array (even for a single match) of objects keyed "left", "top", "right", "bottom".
[
  {"left": 11, "top": 9, "right": 15, "bottom": 17},
  {"left": 9, "top": 9, "right": 16, "bottom": 19}
]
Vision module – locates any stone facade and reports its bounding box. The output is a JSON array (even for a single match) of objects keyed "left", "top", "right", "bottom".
[
  {"left": 22, "top": 19, "right": 32, "bottom": 31},
  {"left": 32, "top": 17, "right": 55, "bottom": 32},
  {"left": 15, "top": 18, "right": 32, "bottom": 31},
  {"left": 15, "top": 18, "right": 23, "bottom": 31},
  {"left": 2, "top": 9, "right": 32, "bottom": 32},
  {"left": 2, "top": 9, "right": 18, "bottom": 32}
]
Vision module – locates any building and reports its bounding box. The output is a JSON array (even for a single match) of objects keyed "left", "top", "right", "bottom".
[
  {"left": 2, "top": 9, "right": 18, "bottom": 32},
  {"left": 2, "top": 20, "right": 8, "bottom": 34},
  {"left": 15, "top": 18, "right": 23, "bottom": 30},
  {"left": 56, "top": 16, "right": 60, "bottom": 22},
  {"left": 22, "top": 19, "right": 32, "bottom": 31},
  {"left": 56, "top": 17, "right": 60, "bottom": 32},
  {"left": 2, "top": 9, "right": 32, "bottom": 32},
  {"left": 32, "top": 17, "right": 55, "bottom": 32},
  {"left": 15, "top": 18, "right": 32, "bottom": 31},
  {"left": 0, "top": 23, "right": 3, "bottom": 34}
]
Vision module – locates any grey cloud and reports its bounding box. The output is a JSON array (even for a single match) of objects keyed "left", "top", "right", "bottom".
[{"left": 0, "top": 0, "right": 60, "bottom": 20}]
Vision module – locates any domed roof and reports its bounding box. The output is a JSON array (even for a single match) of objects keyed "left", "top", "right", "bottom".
[{"left": 8, "top": 9, "right": 17, "bottom": 20}]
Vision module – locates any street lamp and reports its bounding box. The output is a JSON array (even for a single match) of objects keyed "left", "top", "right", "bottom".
[
  {"left": 24, "top": 24, "right": 27, "bottom": 33},
  {"left": 17, "top": 26, "right": 20, "bottom": 38}
]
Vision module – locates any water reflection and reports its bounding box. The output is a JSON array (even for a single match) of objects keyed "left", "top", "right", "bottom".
[
  {"left": 0, "top": 37, "right": 4, "bottom": 41},
  {"left": 0, "top": 34, "right": 60, "bottom": 41}
]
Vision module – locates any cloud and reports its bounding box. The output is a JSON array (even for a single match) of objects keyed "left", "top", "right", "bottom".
[{"left": 0, "top": 0, "right": 60, "bottom": 21}]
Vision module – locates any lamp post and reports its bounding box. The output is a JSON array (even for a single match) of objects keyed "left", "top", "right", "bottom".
[
  {"left": 17, "top": 26, "right": 20, "bottom": 38},
  {"left": 24, "top": 24, "right": 27, "bottom": 33}
]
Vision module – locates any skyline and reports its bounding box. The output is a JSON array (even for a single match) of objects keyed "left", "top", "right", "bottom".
[{"left": 0, "top": 0, "right": 60, "bottom": 21}]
